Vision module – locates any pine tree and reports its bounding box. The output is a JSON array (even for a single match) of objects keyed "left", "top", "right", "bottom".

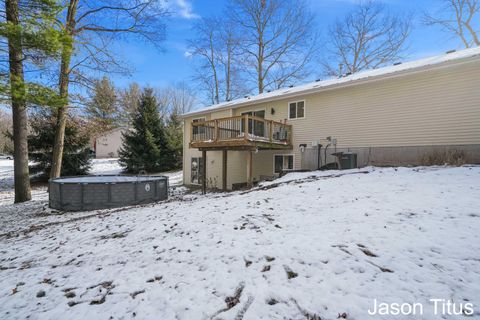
[
  {"left": 28, "top": 109, "right": 91, "bottom": 179},
  {"left": 118, "top": 88, "right": 174, "bottom": 173},
  {"left": 165, "top": 110, "right": 183, "bottom": 169}
]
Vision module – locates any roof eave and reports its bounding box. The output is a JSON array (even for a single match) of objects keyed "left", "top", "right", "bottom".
[{"left": 181, "top": 54, "right": 480, "bottom": 119}]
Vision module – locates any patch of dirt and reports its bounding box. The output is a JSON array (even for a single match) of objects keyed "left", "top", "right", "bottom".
[
  {"left": 130, "top": 290, "right": 145, "bottom": 299},
  {"left": 284, "top": 266, "right": 298, "bottom": 279},
  {"left": 261, "top": 265, "right": 271, "bottom": 272},
  {"left": 357, "top": 244, "right": 378, "bottom": 257}
]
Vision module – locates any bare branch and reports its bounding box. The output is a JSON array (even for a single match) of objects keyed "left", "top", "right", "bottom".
[
  {"left": 424, "top": 0, "right": 479, "bottom": 48},
  {"left": 323, "top": 0, "right": 411, "bottom": 76},
  {"left": 229, "top": 0, "right": 319, "bottom": 93}
]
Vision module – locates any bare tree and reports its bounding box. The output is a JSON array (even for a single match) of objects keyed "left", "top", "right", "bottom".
[
  {"left": 229, "top": 0, "right": 318, "bottom": 94},
  {"left": 217, "top": 19, "right": 246, "bottom": 101},
  {"left": 165, "top": 82, "right": 196, "bottom": 115},
  {"left": 189, "top": 16, "right": 245, "bottom": 105},
  {"left": 118, "top": 82, "right": 141, "bottom": 124},
  {"left": 323, "top": 0, "right": 411, "bottom": 76},
  {"left": 156, "top": 82, "right": 196, "bottom": 117},
  {"left": 190, "top": 18, "right": 221, "bottom": 105},
  {"left": 424, "top": 0, "right": 479, "bottom": 48},
  {"left": 50, "top": 0, "right": 169, "bottom": 179}
]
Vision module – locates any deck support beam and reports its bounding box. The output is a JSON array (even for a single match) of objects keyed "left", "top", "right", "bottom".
[
  {"left": 222, "top": 150, "right": 227, "bottom": 191},
  {"left": 247, "top": 150, "right": 253, "bottom": 188},
  {"left": 202, "top": 150, "right": 207, "bottom": 194}
]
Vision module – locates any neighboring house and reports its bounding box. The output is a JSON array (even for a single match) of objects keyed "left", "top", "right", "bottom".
[
  {"left": 181, "top": 47, "right": 480, "bottom": 191},
  {"left": 95, "top": 127, "right": 127, "bottom": 158}
]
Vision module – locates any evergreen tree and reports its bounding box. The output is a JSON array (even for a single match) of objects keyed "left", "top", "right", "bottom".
[
  {"left": 28, "top": 109, "right": 91, "bottom": 179},
  {"left": 118, "top": 88, "right": 174, "bottom": 173},
  {"left": 85, "top": 76, "right": 119, "bottom": 136},
  {"left": 165, "top": 110, "right": 183, "bottom": 169}
]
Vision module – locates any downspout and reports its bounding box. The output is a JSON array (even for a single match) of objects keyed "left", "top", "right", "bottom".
[{"left": 317, "top": 144, "right": 323, "bottom": 170}]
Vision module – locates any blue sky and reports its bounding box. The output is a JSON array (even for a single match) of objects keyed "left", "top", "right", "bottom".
[{"left": 113, "top": 0, "right": 461, "bottom": 95}]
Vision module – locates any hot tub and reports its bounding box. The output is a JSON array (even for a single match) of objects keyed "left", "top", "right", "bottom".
[{"left": 49, "top": 175, "right": 168, "bottom": 211}]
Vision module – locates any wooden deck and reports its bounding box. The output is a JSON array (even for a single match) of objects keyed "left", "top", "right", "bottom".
[{"left": 189, "top": 115, "right": 292, "bottom": 150}]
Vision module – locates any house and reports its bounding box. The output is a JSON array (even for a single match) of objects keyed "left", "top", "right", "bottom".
[
  {"left": 181, "top": 47, "right": 480, "bottom": 191},
  {"left": 95, "top": 127, "right": 127, "bottom": 158}
]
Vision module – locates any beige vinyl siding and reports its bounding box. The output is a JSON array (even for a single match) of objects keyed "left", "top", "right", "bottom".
[
  {"left": 183, "top": 109, "right": 238, "bottom": 188},
  {"left": 183, "top": 58, "right": 480, "bottom": 187},
  {"left": 231, "top": 59, "right": 480, "bottom": 170},
  {"left": 95, "top": 128, "right": 125, "bottom": 158},
  {"left": 227, "top": 151, "right": 247, "bottom": 188}
]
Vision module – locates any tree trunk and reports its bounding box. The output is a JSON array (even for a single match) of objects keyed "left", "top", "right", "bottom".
[
  {"left": 225, "top": 45, "right": 231, "bottom": 101},
  {"left": 464, "top": 21, "right": 480, "bottom": 46},
  {"left": 257, "top": 31, "right": 264, "bottom": 94},
  {"left": 50, "top": 0, "right": 78, "bottom": 179},
  {"left": 209, "top": 34, "right": 220, "bottom": 105},
  {"left": 6, "top": 0, "right": 31, "bottom": 203}
]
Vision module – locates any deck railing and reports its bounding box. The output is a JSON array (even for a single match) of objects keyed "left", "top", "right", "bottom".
[{"left": 191, "top": 115, "right": 292, "bottom": 146}]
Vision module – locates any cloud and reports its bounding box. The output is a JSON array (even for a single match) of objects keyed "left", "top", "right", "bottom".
[{"left": 168, "top": 0, "right": 200, "bottom": 19}]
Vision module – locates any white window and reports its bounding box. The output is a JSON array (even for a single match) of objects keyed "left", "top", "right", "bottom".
[
  {"left": 288, "top": 101, "right": 305, "bottom": 119},
  {"left": 274, "top": 155, "right": 294, "bottom": 174}
]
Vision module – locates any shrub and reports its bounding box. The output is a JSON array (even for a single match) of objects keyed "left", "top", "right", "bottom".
[
  {"left": 420, "top": 149, "right": 467, "bottom": 166},
  {"left": 28, "top": 110, "right": 92, "bottom": 180}
]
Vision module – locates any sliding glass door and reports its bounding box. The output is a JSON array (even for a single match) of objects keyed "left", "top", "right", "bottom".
[{"left": 241, "top": 110, "right": 265, "bottom": 137}]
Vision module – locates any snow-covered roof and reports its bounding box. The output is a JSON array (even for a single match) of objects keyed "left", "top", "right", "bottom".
[{"left": 182, "top": 46, "right": 480, "bottom": 118}]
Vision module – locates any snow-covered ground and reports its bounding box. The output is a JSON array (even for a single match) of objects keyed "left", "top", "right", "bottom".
[
  {"left": 0, "top": 158, "right": 183, "bottom": 206},
  {"left": 0, "top": 166, "right": 479, "bottom": 319}
]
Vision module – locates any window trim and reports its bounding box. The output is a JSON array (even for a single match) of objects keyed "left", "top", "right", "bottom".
[
  {"left": 240, "top": 108, "right": 267, "bottom": 118},
  {"left": 287, "top": 100, "right": 306, "bottom": 120},
  {"left": 192, "top": 116, "right": 206, "bottom": 124},
  {"left": 273, "top": 154, "right": 295, "bottom": 174}
]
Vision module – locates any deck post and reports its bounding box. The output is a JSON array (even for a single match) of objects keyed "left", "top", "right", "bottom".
[
  {"left": 244, "top": 114, "right": 249, "bottom": 141},
  {"left": 269, "top": 120, "right": 273, "bottom": 143},
  {"left": 222, "top": 150, "right": 227, "bottom": 191},
  {"left": 247, "top": 150, "right": 253, "bottom": 188},
  {"left": 202, "top": 150, "right": 207, "bottom": 194}
]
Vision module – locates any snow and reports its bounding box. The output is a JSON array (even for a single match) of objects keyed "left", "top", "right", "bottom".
[
  {"left": 1, "top": 166, "right": 479, "bottom": 319},
  {"left": 0, "top": 160, "right": 16, "bottom": 193},
  {"left": 183, "top": 46, "right": 480, "bottom": 118},
  {"left": 88, "top": 158, "right": 123, "bottom": 175}
]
